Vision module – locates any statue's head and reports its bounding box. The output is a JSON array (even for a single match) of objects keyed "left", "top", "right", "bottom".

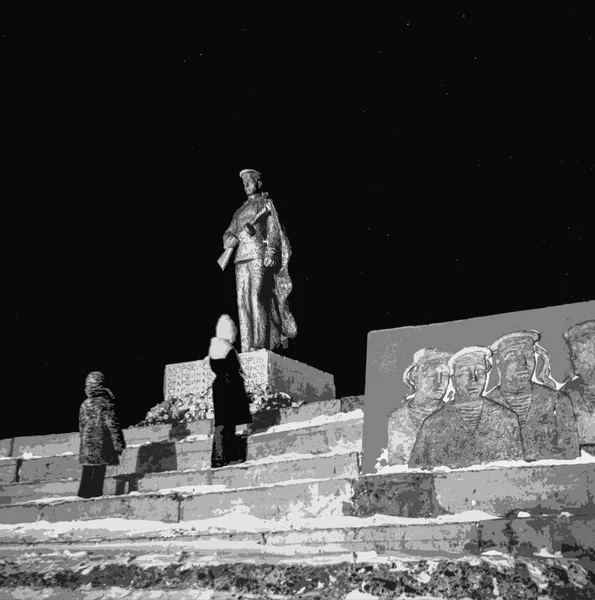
[
  {"left": 403, "top": 348, "right": 452, "bottom": 402},
  {"left": 240, "top": 169, "right": 262, "bottom": 197},
  {"left": 563, "top": 320, "right": 595, "bottom": 382},
  {"left": 216, "top": 314, "right": 237, "bottom": 344},
  {"left": 490, "top": 330, "right": 541, "bottom": 388},
  {"left": 85, "top": 370, "right": 106, "bottom": 394},
  {"left": 448, "top": 347, "right": 492, "bottom": 401}
]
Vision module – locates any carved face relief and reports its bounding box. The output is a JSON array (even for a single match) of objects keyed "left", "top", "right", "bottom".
[
  {"left": 452, "top": 359, "right": 488, "bottom": 400},
  {"left": 497, "top": 343, "right": 535, "bottom": 387},
  {"left": 415, "top": 360, "right": 450, "bottom": 402},
  {"left": 570, "top": 334, "right": 595, "bottom": 382}
]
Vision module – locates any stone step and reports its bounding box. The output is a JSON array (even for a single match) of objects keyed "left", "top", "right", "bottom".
[
  {"left": 0, "top": 398, "right": 361, "bottom": 460},
  {"left": 0, "top": 476, "right": 356, "bottom": 525},
  {"left": 0, "top": 512, "right": 592, "bottom": 563},
  {"left": 4, "top": 412, "right": 363, "bottom": 486},
  {"left": 347, "top": 460, "right": 595, "bottom": 519},
  {"left": 0, "top": 451, "right": 361, "bottom": 505}
]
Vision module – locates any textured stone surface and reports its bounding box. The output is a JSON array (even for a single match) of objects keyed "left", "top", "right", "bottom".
[
  {"left": 40, "top": 494, "right": 180, "bottom": 524},
  {"left": 434, "top": 464, "right": 593, "bottom": 516},
  {"left": 0, "top": 479, "right": 80, "bottom": 505},
  {"left": 2, "top": 549, "right": 593, "bottom": 599},
  {"left": 346, "top": 472, "right": 443, "bottom": 518},
  {"left": 180, "top": 478, "right": 354, "bottom": 522},
  {"left": 341, "top": 395, "right": 365, "bottom": 412},
  {"left": 0, "top": 439, "right": 12, "bottom": 459},
  {"left": 1, "top": 453, "right": 360, "bottom": 505},
  {"left": 247, "top": 418, "right": 363, "bottom": 461},
  {"left": 0, "top": 460, "right": 17, "bottom": 485},
  {"left": 10, "top": 417, "right": 361, "bottom": 488},
  {"left": 0, "top": 502, "right": 39, "bottom": 525},
  {"left": 479, "top": 514, "right": 595, "bottom": 557},
  {"left": 279, "top": 399, "right": 341, "bottom": 425},
  {"left": 18, "top": 454, "right": 80, "bottom": 484},
  {"left": 11, "top": 433, "right": 80, "bottom": 459},
  {"left": 2, "top": 421, "right": 213, "bottom": 461},
  {"left": 268, "top": 352, "right": 336, "bottom": 402},
  {"left": 209, "top": 452, "right": 360, "bottom": 490}
]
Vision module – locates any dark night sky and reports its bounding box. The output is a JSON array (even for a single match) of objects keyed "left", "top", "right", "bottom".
[{"left": 4, "top": 9, "right": 594, "bottom": 441}]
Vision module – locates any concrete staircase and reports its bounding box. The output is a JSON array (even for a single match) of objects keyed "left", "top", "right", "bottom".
[{"left": 1, "top": 396, "right": 594, "bottom": 598}]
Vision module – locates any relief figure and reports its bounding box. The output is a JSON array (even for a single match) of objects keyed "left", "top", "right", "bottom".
[
  {"left": 561, "top": 320, "right": 595, "bottom": 451},
  {"left": 409, "top": 346, "right": 524, "bottom": 470},
  {"left": 387, "top": 348, "right": 451, "bottom": 465},
  {"left": 486, "top": 330, "right": 580, "bottom": 461}
]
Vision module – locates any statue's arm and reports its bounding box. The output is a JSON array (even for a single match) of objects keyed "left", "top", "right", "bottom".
[{"left": 223, "top": 214, "right": 239, "bottom": 249}]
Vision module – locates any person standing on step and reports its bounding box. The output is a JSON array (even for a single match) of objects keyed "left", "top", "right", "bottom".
[
  {"left": 208, "top": 314, "right": 253, "bottom": 468},
  {"left": 78, "top": 371, "right": 126, "bottom": 498}
]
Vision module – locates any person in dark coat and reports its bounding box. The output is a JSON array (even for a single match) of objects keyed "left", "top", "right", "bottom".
[
  {"left": 208, "top": 314, "right": 253, "bottom": 468},
  {"left": 78, "top": 371, "right": 126, "bottom": 498}
]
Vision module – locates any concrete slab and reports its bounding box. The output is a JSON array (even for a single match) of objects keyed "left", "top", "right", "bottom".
[
  {"left": 39, "top": 493, "right": 180, "bottom": 523},
  {"left": 0, "top": 438, "right": 13, "bottom": 458},
  {"left": 346, "top": 472, "right": 443, "bottom": 518},
  {"left": 0, "top": 458, "right": 17, "bottom": 485},
  {"left": 434, "top": 464, "right": 594, "bottom": 516},
  {"left": 11, "top": 433, "right": 79, "bottom": 459},
  {"left": 180, "top": 478, "right": 354, "bottom": 522},
  {"left": 18, "top": 454, "right": 80, "bottom": 484}
]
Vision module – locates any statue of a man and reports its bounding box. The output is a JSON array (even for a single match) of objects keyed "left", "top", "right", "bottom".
[
  {"left": 387, "top": 348, "right": 452, "bottom": 465},
  {"left": 408, "top": 346, "right": 524, "bottom": 470},
  {"left": 486, "top": 330, "right": 580, "bottom": 461},
  {"left": 561, "top": 320, "right": 595, "bottom": 452},
  {"left": 220, "top": 169, "right": 297, "bottom": 353}
]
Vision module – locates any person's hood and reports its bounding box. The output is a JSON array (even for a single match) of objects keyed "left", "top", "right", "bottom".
[{"left": 208, "top": 337, "right": 234, "bottom": 359}]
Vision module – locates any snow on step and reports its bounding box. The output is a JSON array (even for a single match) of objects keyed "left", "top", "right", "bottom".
[
  {"left": 1, "top": 399, "right": 348, "bottom": 461},
  {"left": 9, "top": 409, "right": 363, "bottom": 486},
  {"left": 0, "top": 476, "right": 355, "bottom": 525},
  {"left": 0, "top": 451, "right": 361, "bottom": 505}
]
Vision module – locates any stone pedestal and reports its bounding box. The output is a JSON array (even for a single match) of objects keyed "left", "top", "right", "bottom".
[{"left": 163, "top": 350, "right": 335, "bottom": 418}]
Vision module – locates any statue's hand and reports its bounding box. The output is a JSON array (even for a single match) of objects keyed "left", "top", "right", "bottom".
[
  {"left": 224, "top": 235, "right": 239, "bottom": 249},
  {"left": 264, "top": 256, "right": 276, "bottom": 268}
]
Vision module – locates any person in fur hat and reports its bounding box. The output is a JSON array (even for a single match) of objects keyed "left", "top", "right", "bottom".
[
  {"left": 78, "top": 371, "right": 125, "bottom": 498},
  {"left": 208, "top": 314, "right": 253, "bottom": 468}
]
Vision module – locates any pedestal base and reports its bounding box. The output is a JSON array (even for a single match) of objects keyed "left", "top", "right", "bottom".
[{"left": 162, "top": 350, "right": 335, "bottom": 420}]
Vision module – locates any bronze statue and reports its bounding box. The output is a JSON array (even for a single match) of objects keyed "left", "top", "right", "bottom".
[
  {"left": 409, "top": 347, "right": 524, "bottom": 470},
  {"left": 387, "top": 348, "right": 452, "bottom": 464},
  {"left": 562, "top": 320, "right": 595, "bottom": 451},
  {"left": 486, "top": 330, "right": 580, "bottom": 461},
  {"left": 219, "top": 169, "right": 297, "bottom": 353}
]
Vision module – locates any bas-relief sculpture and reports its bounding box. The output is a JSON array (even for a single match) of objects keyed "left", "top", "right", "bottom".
[
  {"left": 408, "top": 347, "right": 524, "bottom": 469},
  {"left": 389, "top": 324, "right": 589, "bottom": 470},
  {"left": 561, "top": 320, "right": 595, "bottom": 449},
  {"left": 486, "top": 331, "right": 579, "bottom": 461},
  {"left": 219, "top": 169, "right": 297, "bottom": 354},
  {"left": 387, "top": 349, "right": 451, "bottom": 465}
]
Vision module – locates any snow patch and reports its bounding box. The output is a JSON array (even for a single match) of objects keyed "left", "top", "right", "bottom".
[
  {"left": 0, "top": 510, "right": 501, "bottom": 541},
  {"left": 376, "top": 449, "right": 595, "bottom": 475},
  {"left": 254, "top": 408, "right": 363, "bottom": 436}
]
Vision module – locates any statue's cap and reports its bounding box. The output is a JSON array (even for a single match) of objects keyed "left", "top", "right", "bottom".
[
  {"left": 448, "top": 346, "right": 492, "bottom": 371},
  {"left": 239, "top": 169, "right": 262, "bottom": 179},
  {"left": 412, "top": 348, "right": 452, "bottom": 366},
  {"left": 490, "top": 330, "right": 540, "bottom": 356},
  {"left": 563, "top": 320, "right": 595, "bottom": 345}
]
